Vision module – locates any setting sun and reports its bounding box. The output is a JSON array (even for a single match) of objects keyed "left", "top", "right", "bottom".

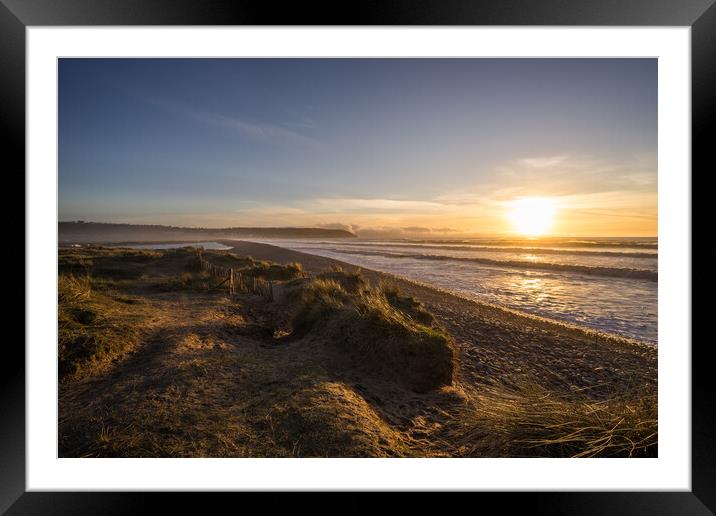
[{"left": 508, "top": 197, "right": 557, "bottom": 236}]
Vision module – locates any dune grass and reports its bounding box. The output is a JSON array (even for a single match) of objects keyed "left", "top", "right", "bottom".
[
  {"left": 242, "top": 261, "right": 306, "bottom": 281},
  {"left": 57, "top": 246, "right": 310, "bottom": 380},
  {"left": 187, "top": 251, "right": 307, "bottom": 283},
  {"left": 264, "top": 381, "right": 414, "bottom": 457},
  {"left": 315, "top": 268, "right": 369, "bottom": 293},
  {"left": 57, "top": 246, "right": 198, "bottom": 380},
  {"left": 59, "top": 246, "right": 163, "bottom": 279},
  {"left": 284, "top": 270, "right": 456, "bottom": 392},
  {"left": 157, "top": 270, "right": 213, "bottom": 291},
  {"left": 58, "top": 273, "right": 151, "bottom": 381},
  {"left": 381, "top": 281, "right": 436, "bottom": 326},
  {"left": 447, "top": 382, "right": 657, "bottom": 458}
]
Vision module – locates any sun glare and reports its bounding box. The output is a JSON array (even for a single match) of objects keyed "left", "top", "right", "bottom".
[{"left": 508, "top": 197, "right": 557, "bottom": 236}]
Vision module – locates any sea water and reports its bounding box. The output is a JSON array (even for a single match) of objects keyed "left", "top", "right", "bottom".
[{"left": 258, "top": 237, "right": 658, "bottom": 345}]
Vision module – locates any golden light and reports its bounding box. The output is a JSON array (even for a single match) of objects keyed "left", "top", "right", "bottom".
[{"left": 508, "top": 197, "right": 557, "bottom": 236}]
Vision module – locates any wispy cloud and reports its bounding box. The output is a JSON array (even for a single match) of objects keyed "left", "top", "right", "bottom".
[
  {"left": 139, "top": 94, "right": 322, "bottom": 150},
  {"left": 191, "top": 110, "right": 322, "bottom": 150},
  {"left": 518, "top": 155, "right": 568, "bottom": 168},
  {"left": 312, "top": 197, "right": 445, "bottom": 214},
  {"left": 492, "top": 154, "right": 656, "bottom": 199},
  {"left": 282, "top": 115, "right": 318, "bottom": 130}
]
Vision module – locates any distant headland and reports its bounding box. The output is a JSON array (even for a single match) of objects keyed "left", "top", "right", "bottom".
[{"left": 59, "top": 221, "right": 356, "bottom": 243}]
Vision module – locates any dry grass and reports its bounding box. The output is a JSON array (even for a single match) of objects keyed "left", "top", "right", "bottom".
[
  {"left": 264, "top": 381, "right": 414, "bottom": 457},
  {"left": 284, "top": 271, "right": 456, "bottom": 393},
  {"left": 157, "top": 270, "right": 213, "bottom": 291},
  {"left": 381, "top": 281, "right": 435, "bottom": 326},
  {"left": 59, "top": 246, "right": 163, "bottom": 280},
  {"left": 241, "top": 261, "right": 307, "bottom": 281},
  {"left": 58, "top": 273, "right": 152, "bottom": 381},
  {"left": 315, "top": 268, "right": 369, "bottom": 293},
  {"left": 57, "top": 246, "right": 195, "bottom": 381},
  {"left": 446, "top": 382, "right": 657, "bottom": 457},
  {"left": 58, "top": 273, "right": 92, "bottom": 303}
]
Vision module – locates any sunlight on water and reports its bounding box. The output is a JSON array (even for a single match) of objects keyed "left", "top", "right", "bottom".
[{"left": 260, "top": 237, "right": 658, "bottom": 345}]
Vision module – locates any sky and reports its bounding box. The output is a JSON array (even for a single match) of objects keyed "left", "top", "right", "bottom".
[{"left": 58, "top": 58, "right": 657, "bottom": 237}]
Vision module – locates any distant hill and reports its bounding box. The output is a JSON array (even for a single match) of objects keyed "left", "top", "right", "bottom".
[{"left": 59, "top": 221, "right": 356, "bottom": 243}]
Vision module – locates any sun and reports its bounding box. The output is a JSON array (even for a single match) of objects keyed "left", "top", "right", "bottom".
[{"left": 508, "top": 197, "right": 557, "bottom": 236}]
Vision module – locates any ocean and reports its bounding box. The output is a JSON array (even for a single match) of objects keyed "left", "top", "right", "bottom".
[{"left": 257, "top": 237, "right": 658, "bottom": 345}]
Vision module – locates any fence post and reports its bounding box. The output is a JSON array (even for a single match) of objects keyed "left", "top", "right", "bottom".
[{"left": 229, "top": 268, "right": 234, "bottom": 296}]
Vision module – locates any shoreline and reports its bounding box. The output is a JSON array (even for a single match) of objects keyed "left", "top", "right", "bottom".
[
  {"left": 219, "top": 240, "right": 657, "bottom": 353},
  {"left": 58, "top": 243, "right": 657, "bottom": 457}
]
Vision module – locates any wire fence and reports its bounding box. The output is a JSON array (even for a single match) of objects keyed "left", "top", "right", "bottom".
[{"left": 196, "top": 248, "right": 274, "bottom": 301}]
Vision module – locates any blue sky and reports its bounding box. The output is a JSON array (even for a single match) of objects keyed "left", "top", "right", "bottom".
[{"left": 59, "top": 58, "right": 657, "bottom": 236}]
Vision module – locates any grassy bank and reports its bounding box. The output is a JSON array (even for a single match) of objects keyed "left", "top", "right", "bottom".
[
  {"left": 279, "top": 270, "right": 456, "bottom": 392},
  {"left": 58, "top": 249, "right": 161, "bottom": 381}
]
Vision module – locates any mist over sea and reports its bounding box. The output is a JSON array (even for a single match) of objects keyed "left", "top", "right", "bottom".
[{"left": 255, "top": 237, "right": 658, "bottom": 345}]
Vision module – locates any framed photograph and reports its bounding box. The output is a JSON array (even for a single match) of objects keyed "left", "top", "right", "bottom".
[{"left": 5, "top": 0, "right": 709, "bottom": 512}]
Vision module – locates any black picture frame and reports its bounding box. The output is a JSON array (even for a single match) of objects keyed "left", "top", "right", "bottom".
[{"left": 4, "top": 0, "right": 710, "bottom": 512}]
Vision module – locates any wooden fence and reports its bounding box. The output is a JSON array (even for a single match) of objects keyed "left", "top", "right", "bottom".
[{"left": 196, "top": 248, "right": 274, "bottom": 301}]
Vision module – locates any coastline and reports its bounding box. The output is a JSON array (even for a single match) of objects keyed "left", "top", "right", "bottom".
[
  {"left": 221, "top": 241, "right": 655, "bottom": 345},
  {"left": 58, "top": 242, "right": 657, "bottom": 457},
  {"left": 220, "top": 240, "right": 657, "bottom": 393}
]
